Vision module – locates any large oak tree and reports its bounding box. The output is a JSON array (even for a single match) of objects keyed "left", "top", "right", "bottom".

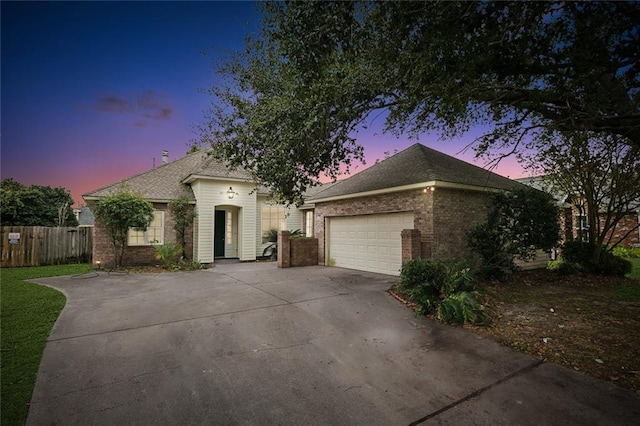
[{"left": 202, "top": 1, "right": 640, "bottom": 204}]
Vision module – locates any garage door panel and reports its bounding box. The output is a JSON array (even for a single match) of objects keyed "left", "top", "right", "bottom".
[{"left": 328, "top": 212, "right": 413, "bottom": 276}]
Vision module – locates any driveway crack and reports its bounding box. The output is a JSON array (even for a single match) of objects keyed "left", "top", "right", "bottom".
[{"left": 407, "top": 359, "right": 545, "bottom": 425}]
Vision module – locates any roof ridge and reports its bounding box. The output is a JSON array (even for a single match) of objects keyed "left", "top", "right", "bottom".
[{"left": 83, "top": 150, "right": 209, "bottom": 197}]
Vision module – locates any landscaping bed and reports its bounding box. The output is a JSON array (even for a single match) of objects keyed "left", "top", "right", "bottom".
[{"left": 470, "top": 269, "right": 640, "bottom": 394}]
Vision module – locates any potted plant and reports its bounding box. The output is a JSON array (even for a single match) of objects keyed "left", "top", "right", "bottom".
[{"left": 267, "top": 228, "right": 278, "bottom": 242}]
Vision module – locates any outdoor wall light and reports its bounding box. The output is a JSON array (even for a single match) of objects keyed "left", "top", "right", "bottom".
[
  {"left": 423, "top": 186, "right": 435, "bottom": 193},
  {"left": 226, "top": 187, "right": 238, "bottom": 200},
  {"left": 96, "top": 260, "right": 101, "bottom": 269}
]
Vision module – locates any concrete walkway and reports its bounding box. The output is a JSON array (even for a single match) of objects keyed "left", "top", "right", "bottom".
[{"left": 28, "top": 262, "right": 639, "bottom": 425}]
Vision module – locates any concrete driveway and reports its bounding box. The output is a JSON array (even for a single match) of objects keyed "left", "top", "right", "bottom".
[{"left": 28, "top": 262, "right": 639, "bottom": 425}]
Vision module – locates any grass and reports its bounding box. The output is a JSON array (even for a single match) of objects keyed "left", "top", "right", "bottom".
[
  {"left": 626, "top": 257, "right": 640, "bottom": 280},
  {"left": 1, "top": 263, "right": 92, "bottom": 426}
]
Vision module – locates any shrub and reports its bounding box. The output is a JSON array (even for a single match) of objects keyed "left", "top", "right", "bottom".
[
  {"left": 399, "top": 259, "right": 488, "bottom": 325},
  {"left": 178, "top": 259, "right": 202, "bottom": 271},
  {"left": 594, "top": 251, "right": 632, "bottom": 276},
  {"left": 153, "top": 243, "right": 181, "bottom": 269},
  {"left": 560, "top": 240, "right": 593, "bottom": 268},
  {"left": 560, "top": 240, "right": 632, "bottom": 276},
  {"left": 612, "top": 246, "right": 640, "bottom": 259},
  {"left": 546, "top": 259, "right": 579, "bottom": 274}
]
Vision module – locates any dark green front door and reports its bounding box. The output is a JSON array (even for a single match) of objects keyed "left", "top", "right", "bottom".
[{"left": 214, "top": 210, "right": 225, "bottom": 258}]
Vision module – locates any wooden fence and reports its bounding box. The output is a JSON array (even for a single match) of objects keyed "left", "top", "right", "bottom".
[{"left": 1, "top": 226, "right": 93, "bottom": 268}]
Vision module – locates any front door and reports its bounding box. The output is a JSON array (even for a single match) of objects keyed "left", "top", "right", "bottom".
[{"left": 214, "top": 210, "right": 225, "bottom": 258}]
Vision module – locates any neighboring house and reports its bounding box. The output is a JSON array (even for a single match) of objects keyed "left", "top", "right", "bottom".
[
  {"left": 516, "top": 176, "right": 640, "bottom": 248},
  {"left": 84, "top": 143, "right": 524, "bottom": 275},
  {"left": 73, "top": 205, "right": 95, "bottom": 227}
]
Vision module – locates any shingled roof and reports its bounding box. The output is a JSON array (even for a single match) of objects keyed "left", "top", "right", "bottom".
[
  {"left": 83, "top": 150, "right": 253, "bottom": 202},
  {"left": 309, "top": 143, "right": 522, "bottom": 201}
]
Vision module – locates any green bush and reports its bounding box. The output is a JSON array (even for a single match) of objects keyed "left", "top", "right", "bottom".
[
  {"left": 560, "top": 240, "right": 592, "bottom": 268},
  {"left": 594, "top": 251, "right": 632, "bottom": 276},
  {"left": 546, "top": 259, "right": 579, "bottom": 274},
  {"left": 612, "top": 246, "right": 640, "bottom": 259},
  {"left": 559, "top": 240, "right": 632, "bottom": 276},
  {"left": 399, "top": 259, "right": 488, "bottom": 325},
  {"left": 153, "top": 242, "right": 181, "bottom": 269}
]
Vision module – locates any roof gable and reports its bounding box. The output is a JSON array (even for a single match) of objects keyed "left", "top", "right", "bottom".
[
  {"left": 83, "top": 151, "right": 254, "bottom": 202},
  {"left": 309, "top": 143, "right": 522, "bottom": 201}
]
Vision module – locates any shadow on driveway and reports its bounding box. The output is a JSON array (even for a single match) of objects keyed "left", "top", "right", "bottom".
[{"left": 27, "top": 263, "right": 639, "bottom": 425}]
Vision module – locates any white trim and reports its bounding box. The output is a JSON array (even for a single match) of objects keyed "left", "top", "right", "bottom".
[
  {"left": 181, "top": 174, "right": 255, "bottom": 185},
  {"left": 310, "top": 180, "right": 505, "bottom": 203},
  {"left": 128, "top": 211, "right": 165, "bottom": 246},
  {"left": 83, "top": 196, "right": 196, "bottom": 204}
]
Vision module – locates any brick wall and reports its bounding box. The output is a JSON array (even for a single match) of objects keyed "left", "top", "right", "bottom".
[
  {"left": 290, "top": 237, "right": 319, "bottom": 267},
  {"left": 560, "top": 205, "right": 640, "bottom": 247},
  {"left": 431, "top": 188, "right": 491, "bottom": 259},
  {"left": 313, "top": 187, "right": 491, "bottom": 264},
  {"left": 314, "top": 189, "right": 430, "bottom": 265},
  {"left": 601, "top": 212, "right": 640, "bottom": 247},
  {"left": 92, "top": 202, "right": 194, "bottom": 267},
  {"left": 277, "top": 231, "right": 318, "bottom": 268}
]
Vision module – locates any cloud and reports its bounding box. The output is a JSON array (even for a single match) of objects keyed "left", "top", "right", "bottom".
[
  {"left": 95, "top": 91, "right": 173, "bottom": 125},
  {"left": 96, "top": 94, "right": 134, "bottom": 113}
]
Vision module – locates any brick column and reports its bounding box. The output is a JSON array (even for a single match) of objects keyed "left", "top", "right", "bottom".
[
  {"left": 401, "top": 229, "right": 421, "bottom": 263},
  {"left": 278, "top": 230, "right": 291, "bottom": 268}
]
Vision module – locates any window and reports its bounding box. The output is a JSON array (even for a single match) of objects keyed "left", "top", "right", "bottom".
[
  {"left": 576, "top": 214, "right": 589, "bottom": 242},
  {"left": 128, "top": 211, "right": 164, "bottom": 246},
  {"left": 261, "top": 205, "right": 285, "bottom": 242},
  {"left": 304, "top": 210, "right": 314, "bottom": 237},
  {"left": 226, "top": 211, "right": 233, "bottom": 242}
]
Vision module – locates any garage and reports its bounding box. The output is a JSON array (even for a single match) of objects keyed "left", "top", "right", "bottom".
[{"left": 327, "top": 212, "right": 414, "bottom": 276}]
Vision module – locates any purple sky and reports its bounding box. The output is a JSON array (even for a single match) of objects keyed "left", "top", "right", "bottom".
[{"left": 1, "top": 1, "right": 526, "bottom": 206}]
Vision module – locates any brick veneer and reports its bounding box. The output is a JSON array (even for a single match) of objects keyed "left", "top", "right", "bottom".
[
  {"left": 278, "top": 230, "right": 319, "bottom": 268},
  {"left": 560, "top": 205, "right": 640, "bottom": 247},
  {"left": 92, "top": 202, "right": 194, "bottom": 267},
  {"left": 314, "top": 187, "right": 491, "bottom": 265},
  {"left": 601, "top": 212, "right": 640, "bottom": 247}
]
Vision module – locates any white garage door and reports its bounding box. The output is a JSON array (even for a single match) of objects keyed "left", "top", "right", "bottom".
[{"left": 327, "top": 212, "right": 414, "bottom": 276}]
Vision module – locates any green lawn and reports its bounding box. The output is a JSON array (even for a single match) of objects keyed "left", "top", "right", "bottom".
[
  {"left": 1, "top": 264, "right": 92, "bottom": 426},
  {"left": 627, "top": 257, "right": 640, "bottom": 280}
]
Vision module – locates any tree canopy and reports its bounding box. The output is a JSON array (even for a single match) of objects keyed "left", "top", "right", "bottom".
[
  {"left": 526, "top": 132, "right": 640, "bottom": 257},
  {"left": 0, "top": 178, "right": 78, "bottom": 226},
  {"left": 202, "top": 1, "right": 640, "bottom": 204}
]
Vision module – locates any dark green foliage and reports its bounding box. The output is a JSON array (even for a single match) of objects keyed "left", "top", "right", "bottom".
[
  {"left": 202, "top": 1, "right": 640, "bottom": 204},
  {"left": 93, "top": 191, "right": 154, "bottom": 268},
  {"left": 560, "top": 240, "right": 632, "bottom": 277},
  {"left": 168, "top": 197, "right": 197, "bottom": 259},
  {"left": 467, "top": 187, "right": 561, "bottom": 279},
  {"left": 153, "top": 243, "right": 182, "bottom": 269},
  {"left": 0, "top": 178, "right": 78, "bottom": 226},
  {"left": 399, "top": 259, "right": 488, "bottom": 325}
]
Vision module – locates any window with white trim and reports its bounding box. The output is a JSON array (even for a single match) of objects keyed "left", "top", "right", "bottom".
[
  {"left": 576, "top": 214, "right": 589, "bottom": 242},
  {"left": 128, "top": 211, "right": 164, "bottom": 246},
  {"left": 304, "top": 210, "right": 314, "bottom": 237},
  {"left": 261, "top": 205, "right": 285, "bottom": 242}
]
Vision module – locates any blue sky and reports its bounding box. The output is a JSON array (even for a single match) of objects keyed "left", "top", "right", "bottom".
[{"left": 1, "top": 1, "right": 525, "bottom": 205}]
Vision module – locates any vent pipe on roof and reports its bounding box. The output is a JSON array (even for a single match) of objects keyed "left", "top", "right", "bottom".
[{"left": 162, "top": 150, "right": 169, "bottom": 165}]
